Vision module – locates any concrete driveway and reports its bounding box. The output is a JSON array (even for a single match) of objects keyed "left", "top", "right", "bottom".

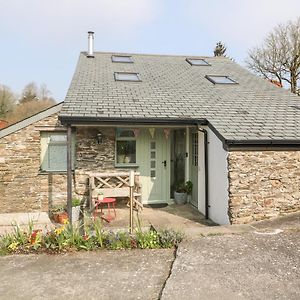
[
  {"left": 162, "top": 212, "right": 300, "bottom": 300},
  {"left": 0, "top": 249, "right": 174, "bottom": 300}
]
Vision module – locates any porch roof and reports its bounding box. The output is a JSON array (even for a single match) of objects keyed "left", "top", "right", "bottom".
[{"left": 59, "top": 52, "right": 300, "bottom": 143}]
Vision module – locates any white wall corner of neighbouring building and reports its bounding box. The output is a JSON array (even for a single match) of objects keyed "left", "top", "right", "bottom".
[{"left": 199, "top": 126, "right": 230, "bottom": 225}]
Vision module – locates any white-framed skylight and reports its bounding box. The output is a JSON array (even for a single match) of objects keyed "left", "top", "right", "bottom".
[
  {"left": 112, "top": 55, "right": 133, "bottom": 63},
  {"left": 114, "top": 72, "right": 141, "bottom": 82},
  {"left": 186, "top": 58, "right": 210, "bottom": 66},
  {"left": 205, "top": 75, "right": 238, "bottom": 84}
]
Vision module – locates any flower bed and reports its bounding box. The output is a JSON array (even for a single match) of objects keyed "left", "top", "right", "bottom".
[{"left": 0, "top": 220, "right": 183, "bottom": 255}]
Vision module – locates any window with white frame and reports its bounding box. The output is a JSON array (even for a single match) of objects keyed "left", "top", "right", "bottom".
[
  {"left": 116, "top": 129, "right": 136, "bottom": 165},
  {"left": 40, "top": 132, "right": 75, "bottom": 172}
]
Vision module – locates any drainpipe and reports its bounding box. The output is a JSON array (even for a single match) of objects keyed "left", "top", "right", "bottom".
[
  {"left": 197, "top": 126, "right": 209, "bottom": 219},
  {"left": 185, "top": 127, "right": 190, "bottom": 182},
  {"left": 67, "top": 125, "right": 73, "bottom": 224}
]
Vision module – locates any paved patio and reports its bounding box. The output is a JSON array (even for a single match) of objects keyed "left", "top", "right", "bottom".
[
  {"left": 0, "top": 212, "right": 53, "bottom": 235},
  {"left": 95, "top": 203, "right": 216, "bottom": 237}
]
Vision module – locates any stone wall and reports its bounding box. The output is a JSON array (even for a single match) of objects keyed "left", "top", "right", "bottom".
[
  {"left": 0, "top": 114, "right": 69, "bottom": 213},
  {"left": 228, "top": 150, "right": 300, "bottom": 224},
  {"left": 74, "top": 127, "right": 116, "bottom": 199},
  {"left": 0, "top": 118, "right": 124, "bottom": 213}
]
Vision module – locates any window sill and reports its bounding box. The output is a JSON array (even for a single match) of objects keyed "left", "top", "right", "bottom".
[{"left": 115, "top": 164, "right": 139, "bottom": 168}]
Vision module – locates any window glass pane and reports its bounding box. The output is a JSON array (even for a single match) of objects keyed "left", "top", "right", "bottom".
[
  {"left": 115, "top": 72, "right": 140, "bottom": 81},
  {"left": 151, "top": 161, "right": 156, "bottom": 168},
  {"left": 50, "top": 134, "right": 67, "bottom": 142},
  {"left": 150, "top": 141, "right": 156, "bottom": 149},
  {"left": 150, "top": 151, "right": 156, "bottom": 159},
  {"left": 187, "top": 58, "right": 209, "bottom": 66},
  {"left": 117, "top": 129, "right": 135, "bottom": 138},
  {"left": 112, "top": 55, "right": 133, "bottom": 63},
  {"left": 151, "top": 170, "right": 156, "bottom": 178},
  {"left": 48, "top": 144, "right": 67, "bottom": 170},
  {"left": 116, "top": 140, "right": 136, "bottom": 163},
  {"left": 40, "top": 132, "right": 75, "bottom": 172},
  {"left": 206, "top": 75, "right": 237, "bottom": 84}
]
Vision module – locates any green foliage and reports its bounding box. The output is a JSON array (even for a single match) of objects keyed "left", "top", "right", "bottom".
[
  {"left": 0, "top": 218, "right": 184, "bottom": 255},
  {"left": 185, "top": 180, "right": 193, "bottom": 195},
  {"left": 176, "top": 181, "right": 193, "bottom": 194},
  {"left": 50, "top": 204, "right": 66, "bottom": 213},
  {"left": 176, "top": 182, "right": 186, "bottom": 193},
  {"left": 72, "top": 198, "right": 81, "bottom": 207},
  {"left": 136, "top": 230, "right": 160, "bottom": 249},
  {"left": 158, "top": 229, "right": 184, "bottom": 248}
]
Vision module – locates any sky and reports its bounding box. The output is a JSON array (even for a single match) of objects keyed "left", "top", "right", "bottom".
[{"left": 1, "top": 0, "right": 300, "bottom": 101}]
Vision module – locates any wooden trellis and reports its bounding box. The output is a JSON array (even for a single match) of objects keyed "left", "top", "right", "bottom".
[{"left": 87, "top": 171, "right": 142, "bottom": 232}]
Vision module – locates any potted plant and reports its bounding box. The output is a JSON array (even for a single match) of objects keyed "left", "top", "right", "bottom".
[
  {"left": 72, "top": 198, "right": 81, "bottom": 223},
  {"left": 174, "top": 182, "right": 187, "bottom": 204},
  {"left": 174, "top": 181, "right": 193, "bottom": 205},
  {"left": 51, "top": 205, "right": 67, "bottom": 224}
]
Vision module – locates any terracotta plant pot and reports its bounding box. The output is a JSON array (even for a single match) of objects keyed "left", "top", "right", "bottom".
[
  {"left": 52, "top": 213, "right": 59, "bottom": 223},
  {"left": 57, "top": 212, "right": 69, "bottom": 224}
]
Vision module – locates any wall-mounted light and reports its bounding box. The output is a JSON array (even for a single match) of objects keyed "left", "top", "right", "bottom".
[{"left": 96, "top": 132, "right": 103, "bottom": 144}]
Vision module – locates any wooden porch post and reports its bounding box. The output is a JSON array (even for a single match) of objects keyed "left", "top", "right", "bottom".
[
  {"left": 129, "top": 170, "right": 134, "bottom": 234},
  {"left": 67, "top": 125, "right": 72, "bottom": 224}
]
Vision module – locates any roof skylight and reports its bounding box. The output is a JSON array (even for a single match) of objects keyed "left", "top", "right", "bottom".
[
  {"left": 205, "top": 75, "right": 237, "bottom": 85},
  {"left": 112, "top": 55, "right": 133, "bottom": 63},
  {"left": 186, "top": 58, "right": 210, "bottom": 66},
  {"left": 114, "top": 72, "right": 141, "bottom": 82}
]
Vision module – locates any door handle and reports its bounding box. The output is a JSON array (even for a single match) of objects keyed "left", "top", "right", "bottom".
[{"left": 162, "top": 160, "right": 167, "bottom": 167}]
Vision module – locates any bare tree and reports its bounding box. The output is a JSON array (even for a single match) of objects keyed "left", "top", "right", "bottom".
[
  {"left": 0, "top": 84, "right": 16, "bottom": 118},
  {"left": 20, "top": 82, "right": 39, "bottom": 103},
  {"left": 39, "top": 83, "right": 51, "bottom": 100},
  {"left": 246, "top": 18, "right": 300, "bottom": 95},
  {"left": 214, "top": 42, "right": 227, "bottom": 57},
  {"left": 3, "top": 82, "right": 56, "bottom": 125}
]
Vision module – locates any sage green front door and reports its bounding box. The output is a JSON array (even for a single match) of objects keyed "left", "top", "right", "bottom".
[{"left": 137, "top": 129, "right": 170, "bottom": 203}]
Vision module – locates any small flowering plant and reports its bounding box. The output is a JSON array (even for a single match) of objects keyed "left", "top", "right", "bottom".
[{"left": 0, "top": 217, "right": 183, "bottom": 255}]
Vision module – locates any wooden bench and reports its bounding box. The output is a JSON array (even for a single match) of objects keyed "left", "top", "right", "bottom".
[{"left": 87, "top": 172, "right": 142, "bottom": 212}]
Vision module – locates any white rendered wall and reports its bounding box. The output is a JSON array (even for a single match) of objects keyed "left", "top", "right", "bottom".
[{"left": 198, "top": 127, "right": 230, "bottom": 225}]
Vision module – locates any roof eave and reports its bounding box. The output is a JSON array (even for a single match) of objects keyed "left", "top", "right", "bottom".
[
  {"left": 226, "top": 139, "right": 300, "bottom": 150},
  {"left": 58, "top": 115, "right": 208, "bottom": 126}
]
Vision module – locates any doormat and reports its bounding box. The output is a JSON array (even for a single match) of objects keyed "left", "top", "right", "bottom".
[{"left": 146, "top": 203, "right": 168, "bottom": 209}]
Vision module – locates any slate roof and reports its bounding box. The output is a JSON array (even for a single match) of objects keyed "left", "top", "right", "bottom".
[{"left": 59, "top": 52, "right": 300, "bottom": 143}]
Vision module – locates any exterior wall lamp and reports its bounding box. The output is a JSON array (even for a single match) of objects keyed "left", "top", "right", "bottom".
[{"left": 96, "top": 132, "right": 103, "bottom": 144}]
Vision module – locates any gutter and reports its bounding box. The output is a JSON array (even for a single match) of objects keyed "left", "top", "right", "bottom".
[
  {"left": 197, "top": 125, "right": 209, "bottom": 220},
  {"left": 59, "top": 115, "right": 208, "bottom": 126}
]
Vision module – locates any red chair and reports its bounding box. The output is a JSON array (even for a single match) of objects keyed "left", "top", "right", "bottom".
[{"left": 94, "top": 197, "right": 116, "bottom": 222}]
